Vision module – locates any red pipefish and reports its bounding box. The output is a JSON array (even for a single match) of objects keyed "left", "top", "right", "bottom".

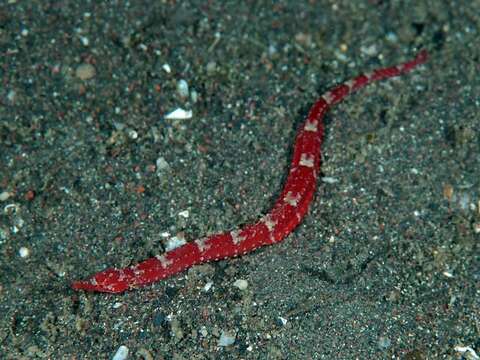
[{"left": 72, "top": 50, "right": 428, "bottom": 293}]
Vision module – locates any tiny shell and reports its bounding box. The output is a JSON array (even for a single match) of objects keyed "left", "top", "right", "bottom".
[
  {"left": 164, "top": 108, "right": 192, "bottom": 120},
  {"left": 165, "top": 235, "right": 187, "bottom": 251},
  {"left": 19, "top": 247, "right": 30, "bottom": 258},
  {"left": 0, "top": 191, "right": 12, "bottom": 201},
  {"left": 178, "top": 210, "right": 189, "bottom": 218},
  {"left": 233, "top": 279, "right": 248, "bottom": 290},
  {"left": 162, "top": 63, "right": 171, "bottom": 73},
  {"left": 112, "top": 345, "right": 129, "bottom": 360},
  {"left": 75, "top": 63, "right": 96, "bottom": 80},
  {"left": 176, "top": 79, "right": 189, "bottom": 98},
  {"left": 218, "top": 332, "right": 236, "bottom": 347}
]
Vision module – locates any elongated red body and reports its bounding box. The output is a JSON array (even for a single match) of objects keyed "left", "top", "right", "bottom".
[{"left": 72, "top": 50, "right": 428, "bottom": 293}]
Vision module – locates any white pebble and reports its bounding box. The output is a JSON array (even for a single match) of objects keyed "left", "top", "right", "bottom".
[
  {"left": 164, "top": 108, "right": 192, "bottom": 120},
  {"left": 178, "top": 210, "right": 189, "bottom": 218},
  {"left": 164, "top": 235, "right": 186, "bottom": 251},
  {"left": 190, "top": 89, "right": 198, "bottom": 103},
  {"left": 79, "top": 36, "right": 90, "bottom": 46},
  {"left": 112, "top": 302, "right": 123, "bottom": 309},
  {"left": 443, "top": 270, "right": 454, "bottom": 278},
  {"left": 0, "top": 191, "right": 12, "bottom": 202},
  {"left": 19, "top": 247, "right": 30, "bottom": 258},
  {"left": 206, "top": 61, "right": 217, "bottom": 74},
  {"left": 162, "top": 63, "right": 171, "bottom": 73},
  {"left": 321, "top": 177, "right": 339, "bottom": 184},
  {"left": 203, "top": 281, "right": 213, "bottom": 292},
  {"left": 218, "top": 331, "right": 236, "bottom": 347},
  {"left": 176, "top": 79, "right": 189, "bottom": 98},
  {"left": 360, "top": 44, "right": 378, "bottom": 56},
  {"left": 75, "top": 63, "right": 96, "bottom": 80},
  {"left": 112, "top": 345, "right": 129, "bottom": 360},
  {"left": 454, "top": 346, "right": 479, "bottom": 360},
  {"left": 127, "top": 129, "right": 138, "bottom": 140},
  {"left": 156, "top": 157, "right": 170, "bottom": 171},
  {"left": 233, "top": 279, "right": 248, "bottom": 290}
]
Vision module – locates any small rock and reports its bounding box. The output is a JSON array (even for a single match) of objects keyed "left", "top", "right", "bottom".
[
  {"left": 206, "top": 61, "right": 217, "bottom": 74},
  {"left": 176, "top": 79, "right": 189, "bottom": 98},
  {"left": 156, "top": 157, "right": 170, "bottom": 171},
  {"left": 0, "top": 191, "right": 12, "bottom": 201},
  {"left": 203, "top": 281, "right": 213, "bottom": 292},
  {"left": 164, "top": 108, "right": 192, "bottom": 120},
  {"left": 19, "top": 246, "right": 30, "bottom": 258},
  {"left": 178, "top": 210, "right": 189, "bottom": 218},
  {"left": 164, "top": 234, "right": 186, "bottom": 251},
  {"left": 233, "top": 279, "right": 248, "bottom": 290},
  {"left": 170, "top": 319, "right": 184, "bottom": 341},
  {"left": 127, "top": 129, "right": 138, "bottom": 140},
  {"left": 112, "top": 345, "right": 129, "bottom": 360},
  {"left": 75, "top": 63, "right": 96, "bottom": 80},
  {"left": 190, "top": 89, "right": 198, "bottom": 103},
  {"left": 218, "top": 331, "right": 235, "bottom": 347},
  {"left": 162, "top": 63, "right": 171, "bottom": 73}
]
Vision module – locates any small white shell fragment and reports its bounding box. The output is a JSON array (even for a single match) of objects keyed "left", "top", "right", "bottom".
[
  {"left": 112, "top": 302, "right": 123, "bottom": 309},
  {"left": 165, "top": 235, "right": 186, "bottom": 251},
  {"left": 75, "top": 63, "right": 96, "bottom": 80},
  {"left": 127, "top": 129, "right": 138, "bottom": 140},
  {"left": 0, "top": 191, "right": 12, "bottom": 202},
  {"left": 360, "top": 44, "right": 378, "bottom": 56},
  {"left": 79, "top": 36, "right": 90, "bottom": 46},
  {"left": 233, "top": 279, "right": 248, "bottom": 290},
  {"left": 278, "top": 317, "right": 288, "bottom": 326},
  {"left": 112, "top": 345, "right": 129, "bottom": 360},
  {"left": 203, "top": 281, "right": 213, "bottom": 292},
  {"left": 218, "top": 331, "right": 236, "bottom": 347},
  {"left": 442, "top": 270, "right": 454, "bottom": 278},
  {"left": 164, "top": 108, "right": 192, "bottom": 120},
  {"left": 178, "top": 210, "right": 189, "bottom": 218},
  {"left": 190, "top": 89, "right": 198, "bottom": 103},
  {"left": 176, "top": 79, "right": 189, "bottom": 98},
  {"left": 19, "top": 247, "right": 30, "bottom": 258},
  {"left": 156, "top": 157, "right": 170, "bottom": 171},
  {"left": 454, "top": 346, "right": 479, "bottom": 360},
  {"left": 321, "top": 177, "right": 339, "bottom": 184},
  {"left": 162, "top": 63, "right": 171, "bottom": 73}
]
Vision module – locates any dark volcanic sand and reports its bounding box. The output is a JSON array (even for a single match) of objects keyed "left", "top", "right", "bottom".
[{"left": 0, "top": 1, "right": 479, "bottom": 359}]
